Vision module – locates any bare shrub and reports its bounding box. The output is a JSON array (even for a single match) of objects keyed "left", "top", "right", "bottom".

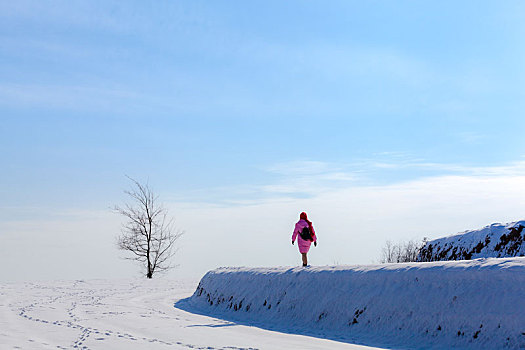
[{"left": 380, "top": 238, "right": 427, "bottom": 263}]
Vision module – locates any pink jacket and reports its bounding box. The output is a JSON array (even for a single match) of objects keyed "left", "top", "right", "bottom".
[{"left": 292, "top": 219, "right": 317, "bottom": 254}]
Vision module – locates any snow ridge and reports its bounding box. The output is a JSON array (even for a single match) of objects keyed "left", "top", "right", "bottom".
[
  {"left": 418, "top": 220, "right": 525, "bottom": 262},
  {"left": 187, "top": 259, "right": 525, "bottom": 349}
]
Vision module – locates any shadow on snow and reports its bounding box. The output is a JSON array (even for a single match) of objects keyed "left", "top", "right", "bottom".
[{"left": 174, "top": 297, "right": 407, "bottom": 350}]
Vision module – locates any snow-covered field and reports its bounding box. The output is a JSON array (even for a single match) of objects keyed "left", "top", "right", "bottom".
[
  {"left": 188, "top": 258, "right": 525, "bottom": 350},
  {"left": 4, "top": 258, "right": 524, "bottom": 350},
  {"left": 0, "top": 279, "right": 381, "bottom": 350}
]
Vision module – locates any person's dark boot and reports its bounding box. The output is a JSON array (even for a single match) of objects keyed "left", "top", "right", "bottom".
[{"left": 302, "top": 263, "right": 307, "bottom": 267}]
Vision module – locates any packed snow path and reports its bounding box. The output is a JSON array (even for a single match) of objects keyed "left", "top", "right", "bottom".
[{"left": 0, "top": 279, "right": 381, "bottom": 350}]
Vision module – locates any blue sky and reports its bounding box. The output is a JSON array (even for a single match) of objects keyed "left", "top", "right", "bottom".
[{"left": 1, "top": 1, "right": 525, "bottom": 280}]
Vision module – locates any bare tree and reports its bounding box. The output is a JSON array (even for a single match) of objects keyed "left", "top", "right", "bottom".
[
  {"left": 114, "top": 177, "right": 183, "bottom": 278},
  {"left": 379, "top": 239, "right": 426, "bottom": 263}
]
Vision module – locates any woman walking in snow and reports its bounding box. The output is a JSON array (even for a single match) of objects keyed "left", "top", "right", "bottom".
[{"left": 292, "top": 212, "right": 317, "bottom": 266}]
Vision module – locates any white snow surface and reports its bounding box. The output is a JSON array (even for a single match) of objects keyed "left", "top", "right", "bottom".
[
  {"left": 185, "top": 258, "right": 525, "bottom": 349},
  {"left": 418, "top": 220, "right": 525, "bottom": 261},
  {"left": 0, "top": 279, "right": 381, "bottom": 350}
]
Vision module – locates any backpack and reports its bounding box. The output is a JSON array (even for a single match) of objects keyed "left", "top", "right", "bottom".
[{"left": 299, "top": 226, "right": 312, "bottom": 241}]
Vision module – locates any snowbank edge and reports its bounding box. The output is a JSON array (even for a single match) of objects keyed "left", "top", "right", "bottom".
[{"left": 179, "top": 258, "right": 525, "bottom": 349}]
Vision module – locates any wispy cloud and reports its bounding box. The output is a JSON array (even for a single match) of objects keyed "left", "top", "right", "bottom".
[
  {"left": 256, "top": 157, "right": 525, "bottom": 199},
  {"left": 167, "top": 157, "right": 525, "bottom": 206},
  {"left": 261, "top": 160, "right": 358, "bottom": 196},
  {"left": 378, "top": 159, "right": 525, "bottom": 177}
]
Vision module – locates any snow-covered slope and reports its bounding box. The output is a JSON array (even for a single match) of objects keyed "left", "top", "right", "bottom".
[
  {"left": 418, "top": 220, "right": 525, "bottom": 262},
  {"left": 185, "top": 258, "right": 525, "bottom": 350}
]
